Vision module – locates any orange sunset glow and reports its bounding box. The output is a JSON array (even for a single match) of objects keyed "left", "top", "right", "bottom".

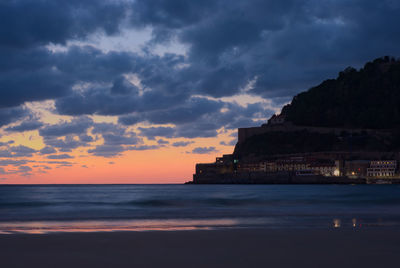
[
  {"left": 0, "top": 112, "right": 240, "bottom": 183},
  {"left": 2, "top": 133, "right": 235, "bottom": 184}
]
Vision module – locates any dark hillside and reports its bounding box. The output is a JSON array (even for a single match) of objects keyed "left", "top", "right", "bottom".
[
  {"left": 234, "top": 130, "right": 400, "bottom": 158},
  {"left": 281, "top": 56, "right": 400, "bottom": 129}
]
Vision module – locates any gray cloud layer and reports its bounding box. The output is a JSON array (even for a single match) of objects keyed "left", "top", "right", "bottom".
[{"left": 1, "top": 0, "right": 400, "bottom": 161}]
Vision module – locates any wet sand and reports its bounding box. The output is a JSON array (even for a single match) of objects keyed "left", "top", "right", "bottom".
[{"left": 0, "top": 228, "right": 399, "bottom": 268}]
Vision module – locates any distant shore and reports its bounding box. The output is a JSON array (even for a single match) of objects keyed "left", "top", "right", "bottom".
[
  {"left": 189, "top": 172, "right": 400, "bottom": 184},
  {"left": 1, "top": 228, "right": 399, "bottom": 268}
]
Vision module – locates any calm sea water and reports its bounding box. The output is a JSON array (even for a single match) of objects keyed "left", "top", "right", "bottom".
[{"left": 0, "top": 184, "right": 399, "bottom": 233}]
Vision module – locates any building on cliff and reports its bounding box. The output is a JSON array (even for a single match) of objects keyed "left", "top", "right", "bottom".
[
  {"left": 193, "top": 155, "right": 399, "bottom": 184},
  {"left": 367, "top": 160, "right": 397, "bottom": 177},
  {"left": 194, "top": 119, "right": 400, "bottom": 183}
]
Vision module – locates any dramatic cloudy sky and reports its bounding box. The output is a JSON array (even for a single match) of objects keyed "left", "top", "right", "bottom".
[{"left": 1, "top": 0, "right": 400, "bottom": 183}]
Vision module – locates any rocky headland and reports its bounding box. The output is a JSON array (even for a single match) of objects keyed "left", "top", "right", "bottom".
[{"left": 191, "top": 56, "right": 400, "bottom": 184}]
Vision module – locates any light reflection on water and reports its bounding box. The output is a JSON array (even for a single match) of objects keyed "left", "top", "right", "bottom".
[
  {"left": 0, "top": 217, "right": 398, "bottom": 234},
  {"left": 330, "top": 217, "right": 398, "bottom": 229},
  {"left": 333, "top": 219, "right": 341, "bottom": 228},
  {"left": 0, "top": 218, "right": 245, "bottom": 234}
]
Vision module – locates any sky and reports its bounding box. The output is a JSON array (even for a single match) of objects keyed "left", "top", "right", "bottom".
[{"left": 1, "top": 0, "right": 400, "bottom": 184}]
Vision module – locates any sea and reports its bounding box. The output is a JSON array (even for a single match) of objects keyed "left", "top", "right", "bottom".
[{"left": 0, "top": 184, "right": 399, "bottom": 234}]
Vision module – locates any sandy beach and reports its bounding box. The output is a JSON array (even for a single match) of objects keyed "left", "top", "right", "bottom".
[{"left": 1, "top": 228, "right": 399, "bottom": 268}]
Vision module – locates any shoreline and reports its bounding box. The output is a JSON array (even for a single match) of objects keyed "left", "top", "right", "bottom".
[
  {"left": 189, "top": 174, "right": 400, "bottom": 184},
  {"left": 1, "top": 215, "right": 400, "bottom": 234},
  {"left": 1, "top": 228, "right": 399, "bottom": 268}
]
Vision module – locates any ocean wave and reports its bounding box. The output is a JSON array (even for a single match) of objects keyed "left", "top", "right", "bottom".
[
  {"left": 1, "top": 196, "right": 399, "bottom": 210},
  {"left": 1, "top": 185, "right": 400, "bottom": 223},
  {"left": 0, "top": 201, "right": 54, "bottom": 208}
]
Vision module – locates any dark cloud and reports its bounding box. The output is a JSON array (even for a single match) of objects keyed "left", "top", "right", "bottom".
[
  {"left": 88, "top": 142, "right": 161, "bottom": 157},
  {"left": 118, "top": 114, "right": 143, "bottom": 126},
  {"left": 10, "top": 145, "right": 37, "bottom": 157},
  {"left": 79, "top": 134, "right": 94, "bottom": 143},
  {"left": 0, "top": 151, "right": 13, "bottom": 158},
  {"left": 118, "top": 97, "right": 224, "bottom": 126},
  {"left": 0, "top": 64, "right": 73, "bottom": 108},
  {"left": 102, "top": 133, "right": 141, "bottom": 146},
  {"left": 129, "top": 145, "right": 160, "bottom": 151},
  {"left": 43, "top": 136, "right": 86, "bottom": 153},
  {"left": 5, "top": 120, "right": 43, "bottom": 132},
  {"left": 55, "top": 86, "right": 139, "bottom": 116},
  {"left": 172, "top": 141, "right": 194, "bottom": 147},
  {"left": 130, "top": 0, "right": 400, "bottom": 100},
  {"left": 18, "top": 166, "right": 32, "bottom": 173},
  {"left": 145, "top": 97, "right": 223, "bottom": 125},
  {"left": 196, "top": 65, "right": 249, "bottom": 97},
  {"left": 45, "top": 161, "right": 73, "bottom": 166},
  {"left": 87, "top": 123, "right": 154, "bottom": 156},
  {"left": 0, "top": 107, "right": 27, "bottom": 127},
  {"left": 2, "top": 0, "right": 400, "bottom": 112},
  {"left": 90, "top": 122, "right": 142, "bottom": 155},
  {"left": 111, "top": 76, "right": 140, "bottom": 95},
  {"left": 54, "top": 51, "right": 189, "bottom": 116},
  {"left": 0, "top": 165, "right": 32, "bottom": 175},
  {"left": 38, "top": 117, "right": 94, "bottom": 152},
  {"left": 91, "top": 123, "right": 125, "bottom": 135},
  {"left": 220, "top": 139, "right": 237, "bottom": 146},
  {"left": 134, "top": 101, "right": 272, "bottom": 139},
  {"left": 55, "top": 46, "right": 136, "bottom": 84},
  {"left": 139, "top": 127, "right": 176, "bottom": 140},
  {"left": 191, "top": 146, "right": 217, "bottom": 154},
  {"left": 173, "top": 102, "right": 272, "bottom": 138},
  {"left": 88, "top": 144, "right": 125, "bottom": 157},
  {"left": 39, "top": 116, "right": 93, "bottom": 137},
  {"left": 39, "top": 146, "right": 57, "bottom": 155},
  {"left": 0, "top": 37, "right": 132, "bottom": 109},
  {"left": 174, "top": 122, "right": 219, "bottom": 139},
  {"left": 0, "top": 159, "right": 29, "bottom": 166},
  {"left": 47, "top": 154, "right": 74, "bottom": 160},
  {"left": 1, "top": 0, "right": 400, "bottom": 170},
  {"left": 89, "top": 123, "right": 141, "bottom": 156},
  {"left": 32, "top": 165, "right": 51, "bottom": 170},
  {"left": 54, "top": 163, "right": 73, "bottom": 167},
  {"left": 0, "top": 141, "right": 15, "bottom": 147},
  {"left": 205, "top": 102, "right": 273, "bottom": 130},
  {"left": 0, "top": 1, "right": 126, "bottom": 48},
  {"left": 131, "top": 0, "right": 216, "bottom": 30},
  {"left": 157, "top": 139, "right": 169, "bottom": 145}
]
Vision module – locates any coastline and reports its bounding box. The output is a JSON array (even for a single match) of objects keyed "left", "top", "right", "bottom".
[
  {"left": 1, "top": 228, "right": 399, "bottom": 268},
  {"left": 190, "top": 172, "right": 400, "bottom": 184}
]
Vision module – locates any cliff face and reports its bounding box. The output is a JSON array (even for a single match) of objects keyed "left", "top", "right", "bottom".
[
  {"left": 281, "top": 56, "right": 400, "bottom": 129},
  {"left": 234, "top": 56, "right": 400, "bottom": 159}
]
